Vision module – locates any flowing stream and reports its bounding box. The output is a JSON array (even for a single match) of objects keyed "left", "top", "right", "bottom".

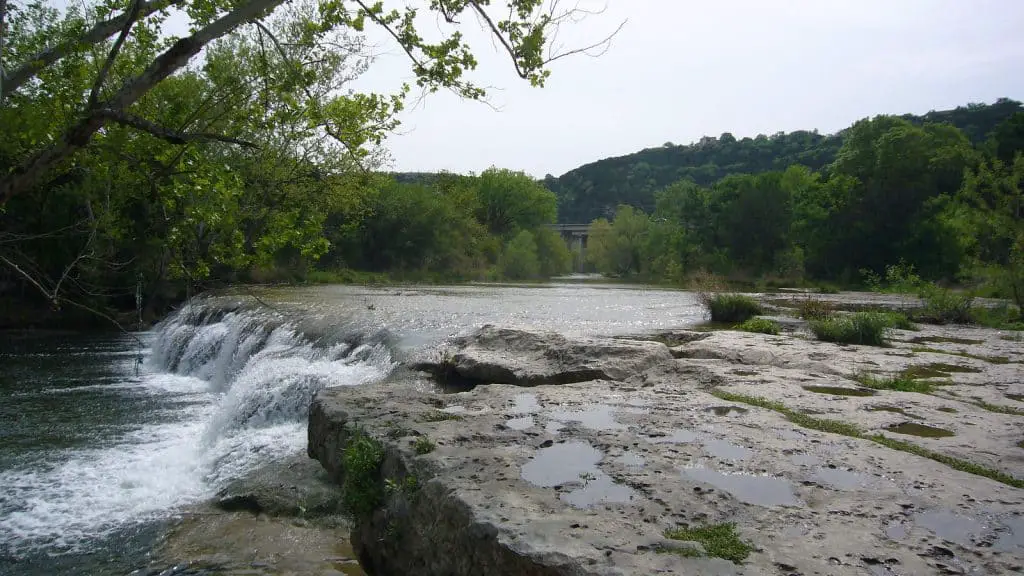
[{"left": 0, "top": 282, "right": 702, "bottom": 575}]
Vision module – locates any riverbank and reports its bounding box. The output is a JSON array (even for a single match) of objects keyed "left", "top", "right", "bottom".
[{"left": 307, "top": 295, "right": 1024, "bottom": 574}]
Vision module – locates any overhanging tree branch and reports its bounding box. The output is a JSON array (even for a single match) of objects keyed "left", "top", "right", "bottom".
[
  {"left": 88, "top": 0, "right": 143, "bottom": 110},
  {"left": 1, "top": 0, "right": 185, "bottom": 99},
  {"left": 0, "top": 0, "right": 284, "bottom": 204},
  {"left": 98, "top": 109, "right": 259, "bottom": 148}
]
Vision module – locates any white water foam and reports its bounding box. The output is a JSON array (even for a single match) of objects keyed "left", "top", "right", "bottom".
[{"left": 0, "top": 300, "right": 395, "bottom": 554}]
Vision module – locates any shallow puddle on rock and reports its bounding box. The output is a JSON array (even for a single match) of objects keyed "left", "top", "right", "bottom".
[
  {"left": 913, "top": 510, "right": 986, "bottom": 546},
  {"left": 885, "top": 422, "right": 955, "bottom": 438},
  {"left": 814, "top": 467, "right": 871, "bottom": 490},
  {"left": 506, "top": 416, "right": 534, "bottom": 430},
  {"left": 885, "top": 520, "right": 907, "bottom": 540},
  {"left": 561, "top": 474, "right": 635, "bottom": 508},
  {"left": 648, "top": 429, "right": 698, "bottom": 444},
  {"left": 520, "top": 440, "right": 635, "bottom": 508},
  {"left": 701, "top": 438, "right": 751, "bottom": 461},
  {"left": 993, "top": 515, "right": 1024, "bottom": 553},
  {"left": 803, "top": 385, "right": 876, "bottom": 397},
  {"left": 510, "top": 393, "right": 540, "bottom": 414},
  {"left": 549, "top": 404, "right": 625, "bottom": 431},
  {"left": 680, "top": 467, "right": 801, "bottom": 507},
  {"left": 615, "top": 451, "right": 646, "bottom": 469},
  {"left": 521, "top": 441, "right": 601, "bottom": 487},
  {"left": 790, "top": 453, "right": 821, "bottom": 466},
  {"left": 706, "top": 405, "right": 749, "bottom": 416},
  {"left": 866, "top": 405, "right": 908, "bottom": 415}
]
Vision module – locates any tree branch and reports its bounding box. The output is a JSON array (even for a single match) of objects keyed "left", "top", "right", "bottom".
[
  {"left": 98, "top": 109, "right": 260, "bottom": 148},
  {"left": 0, "top": 0, "right": 282, "bottom": 204},
  {"left": 88, "top": 0, "right": 143, "bottom": 110},
  {"left": 2, "top": 0, "right": 184, "bottom": 99}
]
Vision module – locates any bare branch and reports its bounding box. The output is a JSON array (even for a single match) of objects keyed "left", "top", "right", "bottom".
[
  {"left": 2, "top": 0, "right": 185, "bottom": 99},
  {"left": 98, "top": 109, "right": 260, "bottom": 148},
  {"left": 88, "top": 0, "right": 143, "bottom": 110}
]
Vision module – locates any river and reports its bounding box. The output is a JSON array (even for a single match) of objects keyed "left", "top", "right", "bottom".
[{"left": 0, "top": 282, "right": 702, "bottom": 575}]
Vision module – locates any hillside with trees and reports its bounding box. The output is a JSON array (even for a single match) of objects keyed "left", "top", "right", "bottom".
[
  {"left": 582, "top": 107, "right": 1024, "bottom": 316},
  {"left": 547, "top": 98, "right": 1023, "bottom": 223}
]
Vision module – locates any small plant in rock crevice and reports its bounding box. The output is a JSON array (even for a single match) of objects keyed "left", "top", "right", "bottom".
[
  {"left": 853, "top": 371, "right": 935, "bottom": 394},
  {"left": 413, "top": 435, "right": 436, "bottom": 455},
  {"left": 341, "top": 430, "right": 386, "bottom": 519}
]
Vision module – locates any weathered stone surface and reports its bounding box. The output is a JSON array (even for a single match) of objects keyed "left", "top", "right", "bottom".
[
  {"left": 309, "top": 322, "right": 1024, "bottom": 576},
  {"left": 414, "top": 324, "right": 673, "bottom": 386}
]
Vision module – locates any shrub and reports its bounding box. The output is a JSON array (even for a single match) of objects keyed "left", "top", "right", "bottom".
[
  {"left": 737, "top": 317, "right": 780, "bottom": 335},
  {"left": 413, "top": 436, "right": 436, "bottom": 455},
  {"left": 816, "top": 284, "right": 840, "bottom": 295},
  {"left": 341, "top": 431, "right": 385, "bottom": 518},
  {"left": 705, "top": 294, "right": 763, "bottom": 323},
  {"left": 877, "top": 311, "right": 916, "bottom": 330},
  {"left": 971, "top": 304, "right": 1024, "bottom": 330},
  {"left": 797, "top": 297, "right": 834, "bottom": 320},
  {"left": 810, "top": 312, "right": 890, "bottom": 346},
  {"left": 915, "top": 284, "right": 973, "bottom": 324}
]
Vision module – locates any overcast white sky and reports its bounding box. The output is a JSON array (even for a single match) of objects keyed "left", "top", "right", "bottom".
[{"left": 348, "top": 0, "right": 1024, "bottom": 178}]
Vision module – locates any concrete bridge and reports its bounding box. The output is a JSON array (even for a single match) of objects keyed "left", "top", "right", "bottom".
[{"left": 549, "top": 223, "right": 590, "bottom": 272}]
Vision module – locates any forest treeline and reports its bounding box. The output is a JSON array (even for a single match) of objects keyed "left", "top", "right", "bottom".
[
  {"left": 545, "top": 98, "right": 1023, "bottom": 223},
  {"left": 582, "top": 108, "right": 1024, "bottom": 311}
]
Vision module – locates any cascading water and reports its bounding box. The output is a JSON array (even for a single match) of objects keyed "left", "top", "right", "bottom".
[{"left": 0, "top": 296, "right": 396, "bottom": 562}]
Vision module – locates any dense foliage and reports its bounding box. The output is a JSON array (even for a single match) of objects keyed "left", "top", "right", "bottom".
[
  {"left": 581, "top": 106, "right": 1024, "bottom": 316},
  {"left": 0, "top": 0, "right": 597, "bottom": 327}
]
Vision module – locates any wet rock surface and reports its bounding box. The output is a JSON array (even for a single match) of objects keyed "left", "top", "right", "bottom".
[
  {"left": 309, "top": 320, "right": 1024, "bottom": 575},
  {"left": 139, "top": 455, "right": 363, "bottom": 576}
]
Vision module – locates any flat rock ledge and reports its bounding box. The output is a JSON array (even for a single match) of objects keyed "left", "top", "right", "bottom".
[{"left": 309, "top": 325, "right": 1024, "bottom": 576}]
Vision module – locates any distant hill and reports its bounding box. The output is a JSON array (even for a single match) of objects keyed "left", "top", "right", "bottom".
[{"left": 543, "top": 98, "right": 1023, "bottom": 223}]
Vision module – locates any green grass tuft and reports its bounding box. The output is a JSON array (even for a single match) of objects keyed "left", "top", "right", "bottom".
[
  {"left": 664, "top": 523, "right": 753, "bottom": 564},
  {"left": 704, "top": 293, "right": 763, "bottom": 323},
  {"left": 709, "top": 390, "right": 1024, "bottom": 488},
  {"left": 809, "top": 312, "right": 890, "bottom": 346},
  {"left": 877, "top": 311, "right": 916, "bottom": 330},
  {"left": 736, "top": 317, "right": 780, "bottom": 335},
  {"left": 413, "top": 436, "right": 436, "bottom": 455}
]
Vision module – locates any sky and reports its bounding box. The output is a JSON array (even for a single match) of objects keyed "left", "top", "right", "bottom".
[{"left": 347, "top": 0, "right": 1024, "bottom": 178}]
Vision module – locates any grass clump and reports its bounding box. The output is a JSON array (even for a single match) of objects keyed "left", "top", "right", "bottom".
[
  {"left": 664, "top": 523, "right": 753, "bottom": 564},
  {"left": 702, "top": 293, "right": 763, "bottom": 323},
  {"left": 710, "top": 390, "right": 1024, "bottom": 488},
  {"left": 877, "top": 311, "right": 916, "bottom": 330},
  {"left": 809, "top": 312, "right": 890, "bottom": 346},
  {"left": 971, "top": 304, "right": 1024, "bottom": 330},
  {"left": 914, "top": 285, "right": 974, "bottom": 325},
  {"left": 853, "top": 372, "right": 935, "bottom": 394},
  {"left": 413, "top": 436, "right": 436, "bottom": 455},
  {"left": 341, "top": 431, "right": 386, "bottom": 518},
  {"left": 737, "top": 317, "right": 780, "bottom": 335},
  {"left": 797, "top": 297, "right": 834, "bottom": 320},
  {"left": 816, "top": 284, "right": 841, "bottom": 294}
]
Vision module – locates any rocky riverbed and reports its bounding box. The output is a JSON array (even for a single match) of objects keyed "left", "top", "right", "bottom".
[{"left": 308, "top": 299, "right": 1024, "bottom": 575}]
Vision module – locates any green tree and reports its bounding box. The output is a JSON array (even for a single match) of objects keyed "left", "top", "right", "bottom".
[
  {"left": 476, "top": 168, "right": 558, "bottom": 238},
  {"left": 499, "top": 229, "right": 540, "bottom": 280},
  {"left": 533, "top": 227, "right": 572, "bottom": 278}
]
